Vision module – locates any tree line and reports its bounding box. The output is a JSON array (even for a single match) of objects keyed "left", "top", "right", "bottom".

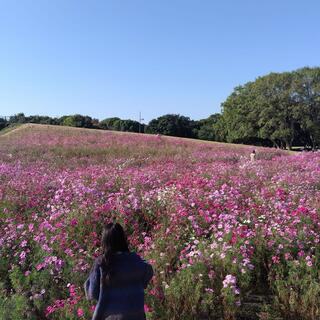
[
  {"left": 1, "top": 66, "right": 319, "bottom": 149},
  {"left": 0, "top": 114, "right": 145, "bottom": 133},
  {"left": 0, "top": 112, "right": 221, "bottom": 141}
]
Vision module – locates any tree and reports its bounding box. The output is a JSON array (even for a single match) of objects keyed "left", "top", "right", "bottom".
[
  {"left": 212, "top": 115, "right": 227, "bottom": 142},
  {"left": 119, "top": 119, "right": 142, "bottom": 133},
  {"left": 291, "top": 67, "right": 320, "bottom": 149},
  {"left": 27, "top": 115, "right": 58, "bottom": 125},
  {"left": 62, "top": 114, "right": 94, "bottom": 128},
  {"left": 220, "top": 67, "right": 320, "bottom": 149},
  {"left": 0, "top": 117, "right": 7, "bottom": 130},
  {"left": 146, "top": 114, "right": 196, "bottom": 138},
  {"left": 99, "top": 117, "right": 121, "bottom": 130},
  {"left": 255, "top": 72, "right": 297, "bottom": 149},
  {"left": 9, "top": 113, "right": 26, "bottom": 124},
  {"left": 196, "top": 113, "right": 222, "bottom": 141},
  {"left": 99, "top": 118, "right": 143, "bottom": 132},
  {"left": 221, "top": 83, "right": 262, "bottom": 144}
]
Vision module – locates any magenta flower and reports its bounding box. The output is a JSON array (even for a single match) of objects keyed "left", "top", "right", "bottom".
[{"left": 77, "top": 308, "right": 84, "bottom": 317}]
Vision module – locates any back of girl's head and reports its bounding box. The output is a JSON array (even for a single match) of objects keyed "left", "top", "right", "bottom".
[
  {"left": 100, "top": 223, "right": 129, "bottom": 284},
  {"left": 102, "top": 222, "right": 129, "bottom": 254}
]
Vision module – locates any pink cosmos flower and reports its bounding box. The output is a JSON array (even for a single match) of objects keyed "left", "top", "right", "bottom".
[
  {"left": 70, "top": 218, "right": 78, "bottom": 226},
  {"left": 271, "top": 256, "right": 280, "bottom": 264},
  {"left": 144, "top": 304, "right": 151, "bottom": 313},
  {"left": 305, "top": 256, "right": 313, "bottom": 267},
  {"left": 19, "top": 251, "right": 26, "bottom": 260},
  {"left": 77, "top": 308, "right": 84, "bottom": 317}
]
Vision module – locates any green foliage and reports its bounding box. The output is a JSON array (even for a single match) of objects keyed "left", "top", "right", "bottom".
[
  {"left": 166, "top": 264, "right": 220, "bottom": 319},
  {"left": 99, "top": 117, "right": 121, "bottom": 130},
  {"left": 196, "top": 114, "right": 222, "bottom": 141},
  {"left": 28, "top": 115, "right": 59, "bottom": 125},
  {"left": 9, "top": 113, "right": 27, "bottom": 124},
  {"left": 0, "top": 118, "right": 8, "bottom": 130},
  {"left": 149, "top": 263, "right": 222, "bottom": 320},
  {"left": 220, "top": 67, "right": 320, "bottom": 149},
  {"left": 292, "top": 67, "right": 320, "bottom": 149},
  {"left": 100, "top": 117, "right": 144, "bottom": 132},
  {"left": 0, "top": 289, "right": 33, "bottom": 320},
  {"left": 197, "top": 125, "right": 216, "bottom": 140},
  {"left": 146, "top": 114, "right": 197, "bottom": 138},
  {"left": 62, "top": 114, "right": 95, "bottom": 128},
  {"left": 270, "top": 254, "right": 320, "bottom": 320},
  {"left": 7, "top": 113, "right": 59, "bottom": 126}
]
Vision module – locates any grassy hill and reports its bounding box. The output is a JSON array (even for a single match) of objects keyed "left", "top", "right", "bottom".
[{"left": 0, "top": 123, "right": 290, "bottom": 153}]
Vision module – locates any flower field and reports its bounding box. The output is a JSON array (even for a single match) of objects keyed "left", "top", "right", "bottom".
[{"left": 1, "top": 124, "right": 320, "bottom": 320}]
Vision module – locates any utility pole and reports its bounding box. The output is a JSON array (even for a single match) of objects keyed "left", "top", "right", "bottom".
[{"left": 139, "top": 112, "right": 144, "bottom": 134}]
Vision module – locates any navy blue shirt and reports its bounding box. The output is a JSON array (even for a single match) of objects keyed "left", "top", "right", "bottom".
[{"left": 85, "top": 252, "right": 154, "bottom": 320}]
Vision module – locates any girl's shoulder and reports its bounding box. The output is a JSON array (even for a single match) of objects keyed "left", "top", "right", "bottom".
[
  {"left": 93, "top": 252, "right": 147, "bottom": 265},
  {"left": 127, "top": 251, "right": 146, "bottom": 261},
  {"left": 114, "top": 251, "right": 146, "bottom": 264},
  {"left": 114, "top": 251, "right": 140, "bottom": 259},
  {"left": 127, "top": 252, "right": 152, "bottom": 269}
]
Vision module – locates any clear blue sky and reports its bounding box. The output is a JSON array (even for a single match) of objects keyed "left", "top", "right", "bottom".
[{"left": 0, "top": 0, "right": 319, "bottom": 123}]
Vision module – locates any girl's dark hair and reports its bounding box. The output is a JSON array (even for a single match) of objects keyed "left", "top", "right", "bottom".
[{"left": 101, "top": 222, "right": 129, "bottom": 285}]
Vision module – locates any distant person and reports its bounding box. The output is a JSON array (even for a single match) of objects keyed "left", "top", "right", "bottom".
[
  {"left": 85, "top": 223, "right": 154, "bottom": 320},
  {"left": 250, "top": 149, "right": 256, "bottom": 162}
]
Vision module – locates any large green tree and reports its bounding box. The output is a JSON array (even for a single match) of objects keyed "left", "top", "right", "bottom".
[
  {"left": 146, "top": 114, "right": 196, "bottom": 138},
  {"left": 221, "top": 67, "right": 320, "bottom": 149},
  {"left": 9, "top": 113, "right": 27, "bottom": 124},
  {"left": 99, "top": 117, "right": 121, "bottom": 130},
  {"left": 255, "top": 72, "right": 297, "bottom": 149},
  {"left": 196, "top": 113, "right": 222, "bottom": 141},
  {"left": 99, "top": 117, "right": 143, "bottom": 133},
  {"left": 221, "top": 83, "right": 260, "bottom": 143},
  {"left": 62, "top": 114, "right": 95, "bottom": 128},
  {"left": 291, "top": 67, "right": 320, "bottom": 149}
]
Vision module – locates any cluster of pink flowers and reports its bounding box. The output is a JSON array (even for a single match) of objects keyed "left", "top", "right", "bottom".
[
  {"left": 36, "top": 255, "right": 64, "bottom": 271},
  {"left": 45, "top": 284, "right": 83, "bottom": 317},
  {"left": 223, "top": 275, "right": 240, "bottom": 294}
]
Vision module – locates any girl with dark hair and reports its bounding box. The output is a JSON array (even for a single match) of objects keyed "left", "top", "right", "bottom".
[{"left": 84, "top": 223, "right": 154, "bottom": 320}]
